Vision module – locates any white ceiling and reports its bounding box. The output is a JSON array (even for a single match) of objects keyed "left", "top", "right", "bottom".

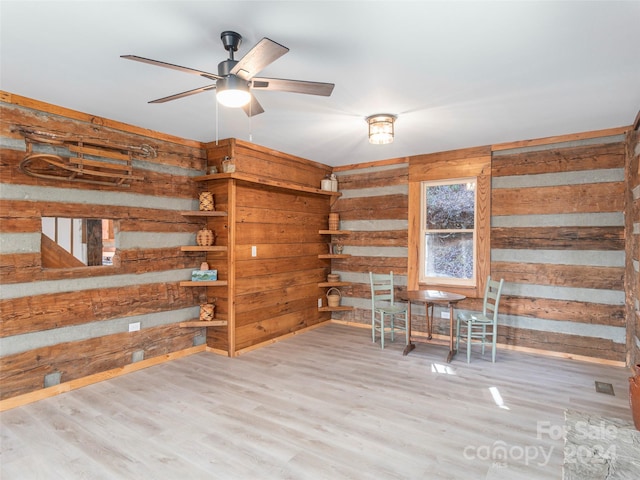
[{"left": 2, "top": 1, "right": 639, "bottom": 167}]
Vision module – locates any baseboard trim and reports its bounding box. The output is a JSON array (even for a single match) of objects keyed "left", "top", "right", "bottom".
[
  {"left": 0, "top": 345, "right": 206, "bottom": 412},
  {"left": 329, "top": 319, "right": 626, "bottom": 367},
  {"left": 233, "top": 321, "right": 331, "bottom": 356}
]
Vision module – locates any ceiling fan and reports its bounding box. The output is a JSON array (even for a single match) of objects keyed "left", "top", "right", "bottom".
[{"left": 122, "top": 31, "right": 334, "bottom": 117}]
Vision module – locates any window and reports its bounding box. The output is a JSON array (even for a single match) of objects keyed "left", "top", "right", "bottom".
[
  {"left": 407, "top": 146, "right": 491, "bottom": 298},
  {"left": 420, "top": 179, "right": 476, "bottom": 286}
]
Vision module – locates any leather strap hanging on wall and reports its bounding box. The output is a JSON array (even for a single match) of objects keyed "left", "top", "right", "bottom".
[{"left": 12, "top": 126, "right": 155, "bottom": 187}]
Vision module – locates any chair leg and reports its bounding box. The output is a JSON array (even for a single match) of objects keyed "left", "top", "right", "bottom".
[
  {"left": 372, "top": 312, "right": 376, "bottom": 343},
  {"left": 390, "top": 314, "right": 395, "bottom": 343},
  {"left": 491, "top": 325, "right": 497, "bottom": 362},
  {"left": 455, "top": 316, "right": 461, "bottom": 351},
  {"left": 466, "top": 321, "right": 472, "bottom": 363},
  {"left": 481, "top": 324, "right": 486, "bottom": 356},
  {"left": 380, "top": 314, "right": 385, "bottom": 349}
]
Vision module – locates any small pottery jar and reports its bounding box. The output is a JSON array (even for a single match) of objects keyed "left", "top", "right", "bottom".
[
  {"left": 196, "top": 229, "right": 215, "bottom": 246},
  {"left": 330, "top": 173, "right": 338, "bottom": 192},
  {"left": 200, "top": 262, "right": 209, "bottom": 270},
  {"left": 630, "top": 364, "right": 640, "bottom": 431}
]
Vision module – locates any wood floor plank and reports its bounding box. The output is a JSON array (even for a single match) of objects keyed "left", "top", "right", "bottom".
[{"left": 0, "top": 323, "right": 634, "bottom": 479}]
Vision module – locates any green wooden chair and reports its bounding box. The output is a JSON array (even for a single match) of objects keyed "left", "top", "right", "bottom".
[
  {"left": 456, "top": 276, "right": 504, "bottom": 363},
  {"left": 369, "top": 272, "right": 408, "bottom": 349}
]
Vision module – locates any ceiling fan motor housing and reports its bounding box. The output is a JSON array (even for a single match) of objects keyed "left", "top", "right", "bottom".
[{"left": 218, "top": 59, "right": 239, "bottom": 76}]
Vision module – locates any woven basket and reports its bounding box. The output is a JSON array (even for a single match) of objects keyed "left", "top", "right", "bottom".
[
  {"left": 199, "top": 192, "right": 214, "bottom": 211},
  {"left": 326, "top": 287, "right": 342, "bottom": 307},
  {"left": 328, "top": 213, "right": 339, "bottom": 231},
  {"left": 196, "top": 229, "right": 215, "bottom": 246},
  {"left": 200, "top": 303, "right": 215, "bottom": 321},
  {"left": 327, "top": 273, "right": 340, "bottom": 282}
]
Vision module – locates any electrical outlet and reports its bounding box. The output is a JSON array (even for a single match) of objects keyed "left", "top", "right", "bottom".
[
  {"left": 128, "top": 322, "right": 141, "bottom": 332},
  {"left": 251, "top": 245, "right": 257, "bottom": 257},
  {"left": 440, "top": 311, "right": 450, "bottom": 319}
]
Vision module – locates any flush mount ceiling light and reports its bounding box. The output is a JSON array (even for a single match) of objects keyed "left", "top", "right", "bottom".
[
  {"left": 216, "top": 75, "right": 251, "bottom": 108},
  {"left": 366, "top": 114, "right": 397, "bottom": 145}
]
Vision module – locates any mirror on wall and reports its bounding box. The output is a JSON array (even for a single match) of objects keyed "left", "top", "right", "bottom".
[{"left": 41, "top": 218, "right": 115, "bottom": 268}]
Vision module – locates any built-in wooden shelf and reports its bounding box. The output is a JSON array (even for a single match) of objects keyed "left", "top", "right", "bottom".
[
  {"left": 194, "top": 172, "right": 341, "bottom": 198},
  {"left": 180, "top": 210, "right": 228, "bottom": 217},
  {"left": 180, "top": 246, "right": 228, "bottom": 252},
  {"left": 318, "top": 306, "right": 354, "bottom": 312},
  {"left": 318, "top": 282, "right": 352, "bottom": 287},
  {"left": 179, "top": 320, "right": 228, "bottom": 328},
  {"left": 319, "top": 230, "right": 351, "bottom": 235},
  {"left": 179, "top": 280, "right": 229, "bottom": 287},
  {"left": 318, "top": 254, "right": 351, "bottom": 259}
]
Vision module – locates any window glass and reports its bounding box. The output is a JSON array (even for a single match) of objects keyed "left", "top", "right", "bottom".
[{"left": 420, "top": 179, "right": 476, "bottom": 285}]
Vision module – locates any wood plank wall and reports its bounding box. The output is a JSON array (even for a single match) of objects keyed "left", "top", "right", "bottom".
[
  {"left": 0, "top": 93, "right": 209, "bottom": 400},
  {"left": 232, "top": 183, "right": 331, "bottom": 350},
  {"left": 332, "top": 132, "right": 632, "bottom": 364},
  {"left": 203, "top": 139, "right": 334, "bottom": 353}
]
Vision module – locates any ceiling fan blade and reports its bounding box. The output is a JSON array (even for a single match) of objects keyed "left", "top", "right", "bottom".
[
  {"left": 251, "top": 77, "right": 335, "bottom": 96},
  {"left": 242, "top": 95, "right": 265, "bottom": 117},
  {"left": 231, "top": 38, "right": 289, "bottom": 81},
  {"left": 121, "top": 55, "right": 221, "bottom": 81},
  {"left": 149, "top": 85, "right": 217, "bottom": 103}
]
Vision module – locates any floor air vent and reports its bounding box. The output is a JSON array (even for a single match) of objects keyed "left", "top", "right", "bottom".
[{"left": 595, "top": 381, "right": 615, "bottom": 395}]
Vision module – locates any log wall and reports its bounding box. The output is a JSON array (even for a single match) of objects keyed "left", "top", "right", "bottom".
[
  {"left": 332, "top": 131, "right": 631, "bottom": 363},
  {"left": 0, "top": 92, "right": 208, "bottom": 400},
  {"left": 628, "top": 116, "right": 640, "bottom": 367},
  {"left": 490, "top": 138, "right": 626, "bottom": 362}
]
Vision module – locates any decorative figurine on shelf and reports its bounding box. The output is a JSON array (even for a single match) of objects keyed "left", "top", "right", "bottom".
[
  {"left": 196, "top": 228, "right": 215, "bottom": 246},
  {"left": 199, "top": 192, "right": 214, "bottom": 211},
  {"left": 334, "top": 243, "right": 344, "bottom": 255},
  {"left": 222, "top": 156, "right": 236, "bottom": 173},
  {"left": 330, "top": 173, "right": 338, "bottom": 192},
  {"left": 208, "top": 165, "right": 218, "bottom": 174}
]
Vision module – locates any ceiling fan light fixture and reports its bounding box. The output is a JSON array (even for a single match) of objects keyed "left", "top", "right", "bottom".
[
  {"left": 216, "top": 75, "right": 251, "bottom": 108},
  {"left": 366, "top": 114, "right": 396, "bottom": 145}
]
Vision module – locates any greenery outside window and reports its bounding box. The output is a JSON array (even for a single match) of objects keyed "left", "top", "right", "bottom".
[{"left": 420, "top": 178, "right": 476, "bottom": 287}]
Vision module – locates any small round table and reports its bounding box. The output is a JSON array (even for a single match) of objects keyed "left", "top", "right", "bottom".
[{"left": 399, "top": 290, "right": 466, "bottom": 362}]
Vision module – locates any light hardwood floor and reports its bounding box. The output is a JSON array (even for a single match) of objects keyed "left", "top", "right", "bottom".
[{"left": 0, "top": 323, "right": 635, "bottom": 479}]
